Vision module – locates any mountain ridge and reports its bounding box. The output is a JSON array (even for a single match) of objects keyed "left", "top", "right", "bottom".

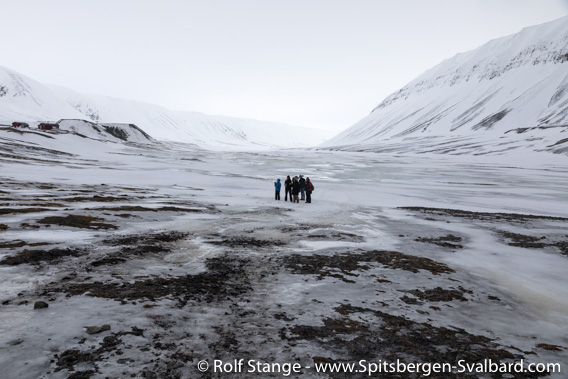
[
  {"left": 321, "top": 16, "right": 568, "bottom": 156},
  {"left": 0, "top": 66, "right": 330, "bottom": 150}
]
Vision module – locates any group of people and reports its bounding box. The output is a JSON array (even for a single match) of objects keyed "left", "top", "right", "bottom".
[{"left": 274, "top": 175, "right": 314, "bottom": 203}]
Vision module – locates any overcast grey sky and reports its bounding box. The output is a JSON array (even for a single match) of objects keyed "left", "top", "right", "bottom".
[{"left": 1, "top": 0, "right": 567, "bottom": 131}]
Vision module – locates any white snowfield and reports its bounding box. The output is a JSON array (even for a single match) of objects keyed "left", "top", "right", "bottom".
[
  {"left": 0, "top": 66, "right": 331, "bottom": 150},
  {"left": 322, "top": 16, "right": 568, "bottom": 155}
]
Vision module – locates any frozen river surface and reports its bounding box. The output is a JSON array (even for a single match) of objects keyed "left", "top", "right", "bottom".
[{"left": 0, "top": 135, "right": 567, "bottom": 378}]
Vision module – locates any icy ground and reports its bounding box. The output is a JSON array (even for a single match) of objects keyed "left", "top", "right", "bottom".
[{"left": 0, "top": 135, "right": 567, "bottom": 378}]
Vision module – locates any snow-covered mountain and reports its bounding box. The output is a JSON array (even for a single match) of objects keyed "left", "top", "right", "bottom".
[
  {"left": 0, "top": 67, "right": 85, "bottom": 121},
  {"left": 0, "top": 65, "right": 330, "bottom": 149},
  {"left": 321, "top": 16, "right": 568, "bottom": 155}
]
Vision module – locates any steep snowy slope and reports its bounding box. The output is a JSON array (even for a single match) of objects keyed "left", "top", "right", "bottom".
[
  {"left": 322, "top": 16, "right": 568, "bottom": 155},
  {"left": 0, "top": 66, "right": 84, "bottom": 121},
  {"left": 0, "top": 65, "right": 329, "bottom": 149}
]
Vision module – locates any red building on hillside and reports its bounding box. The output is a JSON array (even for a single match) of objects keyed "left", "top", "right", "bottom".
[{"left": 38, "top": 122, "right": 59, "bottom": 130}]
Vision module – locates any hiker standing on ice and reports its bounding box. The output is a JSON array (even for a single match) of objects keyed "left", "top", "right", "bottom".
[
  {"left": 284, "top": 175, "right": 292, "bottom": 201},
  {"left": 274, "top": 178, "right": 281, "bottom": 200},
  {"left": 299, "top": 175, "right": 306, "bottom": 201},
  {"left": 292, "top": 176, "right": 300, "bottom": 203},
  {"left": 305, "top": 177, "right": 314, "bottom": 203}
]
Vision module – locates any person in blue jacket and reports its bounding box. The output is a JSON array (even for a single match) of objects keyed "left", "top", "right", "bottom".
[
  {"left": 274, "top": 178, "right": 281, "bottom": 200},
  {"left": 299, "top": 175, "right": 306, "bottom": 201}
]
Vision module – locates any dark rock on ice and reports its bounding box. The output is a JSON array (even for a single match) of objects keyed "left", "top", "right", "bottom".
[
  {"left": 85, "top": 324, "right": 111, "bottom": 334},
  {"left": 33, "top": 301, "right": 49, "bottom": 309}
]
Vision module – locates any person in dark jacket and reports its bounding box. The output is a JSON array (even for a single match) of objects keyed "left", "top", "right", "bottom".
[
  {"left": 299, "top": 175, "right": 306, "bottom": 201},
  {"left": 284, "top": 175, "right": 292, "bottom": 201},
  {"left": 274, "top": 178, "right": 281, "bottom": 200},
  {"left": 305, "top": 177, "right": 313, "bottom": 203},
  {"left": 292, "top": 176, "right": 300, "bottom": 203}
]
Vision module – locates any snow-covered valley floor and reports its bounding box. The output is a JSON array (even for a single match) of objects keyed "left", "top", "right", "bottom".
[{"left": 1, "top": 131, "right": 567, "bottom": 378}]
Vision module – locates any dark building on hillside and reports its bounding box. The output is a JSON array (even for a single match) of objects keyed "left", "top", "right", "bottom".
[
  {"left": 12, "top": 122, "right": 29, "bottom": 128},
  {"left": 38, "top": 122, "right": 59, "bottom": 130}
]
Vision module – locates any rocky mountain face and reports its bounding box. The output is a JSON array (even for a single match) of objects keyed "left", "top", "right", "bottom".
[{"left": 321, "top": 16, "right": 568, "bottom": 155}]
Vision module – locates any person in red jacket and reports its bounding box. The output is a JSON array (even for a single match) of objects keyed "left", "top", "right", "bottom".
[{"left": 305, "top": 177, "right": 314, "bottom": 203}]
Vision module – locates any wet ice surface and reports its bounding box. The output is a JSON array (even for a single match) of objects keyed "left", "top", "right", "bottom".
[{"left": 0, "top": 139, "right": 567, "bottom": 378}]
